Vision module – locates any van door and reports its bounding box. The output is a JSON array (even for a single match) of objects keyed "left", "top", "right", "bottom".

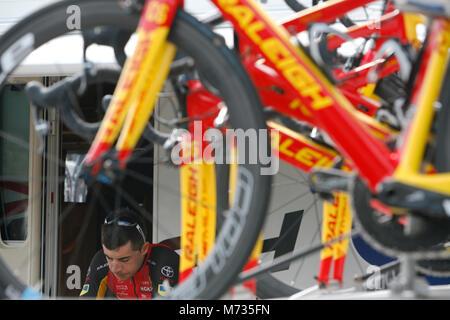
[{"left": 0, "top": 81, "right": 43, "bottom": 290}]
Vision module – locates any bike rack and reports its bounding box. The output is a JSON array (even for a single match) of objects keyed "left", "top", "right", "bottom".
[{"left": 287, "top": 255, "right": 450, "bottom": 300}]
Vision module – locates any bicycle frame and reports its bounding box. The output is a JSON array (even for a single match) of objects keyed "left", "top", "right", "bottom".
[
  {"left": 239, "top": 0, "right": 424, "bottom": 124},
  {"left": 85, "top": 0, "right": 182, "bottom": 170},
  {"left": 393, "top": 18, "right": 450, "bottom": 194},
  {"left": 219, "top": 0, "right": 448, "bottom": 287},
  {"left": 219, "top": 0, "right": 396, "bottom": 191},
  {"left": 177, "top": 0, "right": 412, "bottom": 287},
  {"left": 84, "top": 0, "right": 431, "bottom": 191},
  {"left": 212, "top": 0, "right": 450, "bottom": 195},
  {"left": 281, "top": 0, "right": 420, "bottom": 50}
]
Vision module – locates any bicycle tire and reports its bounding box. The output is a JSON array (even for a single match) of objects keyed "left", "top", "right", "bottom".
[
  {"left": 0, "top": 0, "right": 271, "bottom": 299},
  {"left": 256, "top": 273, "right": 299, "bottom": 299},
  {"left": 415, "top": 63, "right": 450, "bottom": 277}
]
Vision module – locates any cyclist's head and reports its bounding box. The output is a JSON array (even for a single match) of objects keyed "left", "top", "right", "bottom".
[
  {"left": 101, "top": 208, "right": 150, "bottom": 281},
  {"left": 101, "top": 207, "right": 148, "bottom": 251}
]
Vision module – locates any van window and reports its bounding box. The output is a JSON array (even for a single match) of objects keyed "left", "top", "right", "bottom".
[{"left": 0, "top": 84, "right": 30, "bottom": 242}]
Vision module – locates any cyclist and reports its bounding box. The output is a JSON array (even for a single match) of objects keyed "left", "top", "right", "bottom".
[{"left": 80, "top": 208, "right": 179, "bottom": 299}]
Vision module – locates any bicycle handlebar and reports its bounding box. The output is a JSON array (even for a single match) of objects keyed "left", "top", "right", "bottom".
[
  {"left": 24, "top": 67, "right": 121, "bottom": 140},
  {"left": 24, "top": 55, "right": 197, "bottom": 146}
]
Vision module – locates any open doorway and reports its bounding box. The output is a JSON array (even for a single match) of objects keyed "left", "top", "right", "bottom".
[{"left": 56, "top": 81, "right": 155, "bottom": 297}]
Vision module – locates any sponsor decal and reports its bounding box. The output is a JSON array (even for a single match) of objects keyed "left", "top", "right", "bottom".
[
  {"left": 80, "top": 284, "right": 89, "bottom": 296},
  {"left": 116, "top": 285, "right": 128, "bottom": 290},
  {"left": 158, "top": 284, "right": 168, "bottom": 296},
  {"left": 96, "top": 263, "right": 108, "bottom": 271},
  {"left": 140, "top": 286, "right": 152, "bottom": 292},
  {"left": 161, "top": 265, "right": 174, "bottom": 278}
]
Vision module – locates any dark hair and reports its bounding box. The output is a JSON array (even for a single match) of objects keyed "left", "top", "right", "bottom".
[{"left": 101, "top": 208, "right": 148, "bottom": 251}]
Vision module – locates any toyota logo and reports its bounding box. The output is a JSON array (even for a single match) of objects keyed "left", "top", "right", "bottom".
[{"left": 161, "top": 265, "right": 174, "bottom": 278}]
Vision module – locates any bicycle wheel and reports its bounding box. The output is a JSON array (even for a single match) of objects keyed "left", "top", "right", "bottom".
[
  {"left": 0, "top": 0, "right": 271, "bottom": 299},
  {"left": 236, "top": 159, "right": 367, "bottom": 298},
  {"left": 349, "top": 62, "right": 450, "bottom": 270},
  {"left": 247, "top": 61, "right": 450, "bottom": 295},
  {"left": 255, "top": 170, "right": 326, "bottom": 297}
]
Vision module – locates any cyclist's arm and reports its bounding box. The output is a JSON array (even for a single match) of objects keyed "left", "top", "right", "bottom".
[
  {"left": 79, "top": 250, "right": 109, "bottom": 298},
  {"left": 148, "top": 245, "right": 179, "bottom": 297}
]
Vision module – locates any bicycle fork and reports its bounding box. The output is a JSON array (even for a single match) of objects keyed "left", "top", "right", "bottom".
[
  {"left": 317, "top": 192, "right": 353, "bottom": 288},
  {"left": 179, "top": 134, "right": 217, "bottom": 281},
  {"left": 84, "top": 0, "right": 182, "bottom": 171}
]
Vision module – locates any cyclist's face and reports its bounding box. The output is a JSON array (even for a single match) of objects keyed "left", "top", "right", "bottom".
[{"left": 103, "top": 241, "right": 149, "bottom": 281}]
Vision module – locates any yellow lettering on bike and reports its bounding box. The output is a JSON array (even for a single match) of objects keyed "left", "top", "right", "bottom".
[
  {"left": 289, "top": 98, "right": 301, "bottom": 109},
  {"left": 116, "top": 29, "right": 176, "bottom": 152},
  {"left": 259, "top": 33, "right": 332, "bottom": 110},
  {"left": 333, "top": 193, "right": 352, "bottom": 260},
  {"left": 145, "top": 1, "right": 169, "bottom": 24},
  {"left": 321, "top": 198, "right": 339, "bottom": 259},
  {"left": 247, "top": 20, "right": 265, "bottom": 44},
  {"left": 295, "top": 148, "right": 325, "bottom": 167},
  {"left": 217, "top": 0, "right": 334, "bottom": 111},
  {"left": 302, "top": 85, "right": 334, "bottom": 110},
  {"left": 279, "top": 138, "right": 295, "bottom": 157},
  {"left": 300, "top": 105, "right": 312, "bottom": 117},
  {"left": 277, "top": 137, "right": 334, "bottom": 170},
  {"left": 229, "top": 5, "right": 254, "bottom": 29},
  {"left": 288, "top": 98, "right": 312, "bottom": 118},
  {"left": 283, "top": 64, "right": 309, "bottom": 90},
  {"left": 217, "top": 0, "right": 239, "bottom": 9},
  {"left": 181, "top": 165, "right": 200, "bottom": 270},
  {"left": 197, "top": 163, "right": 216, "bottom": 262},
  {"left": 260, "top": 38, "right": 290, "bottom": 66},
  {"left": 128, "top": 31, "right": 154, "bottom": 74},
  {"left": 438, "top": 21, "right": 450, "bottom": 56},
  {"left": 96, "top": 30, "right": 154, "bottom": 145},
  {"left": 181, "top": 140, "right": 202, "bottom": 162}
]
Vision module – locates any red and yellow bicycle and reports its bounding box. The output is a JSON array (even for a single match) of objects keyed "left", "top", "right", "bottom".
[{"left": 82, "top": 0, "right": 450, "bottom": 298}]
